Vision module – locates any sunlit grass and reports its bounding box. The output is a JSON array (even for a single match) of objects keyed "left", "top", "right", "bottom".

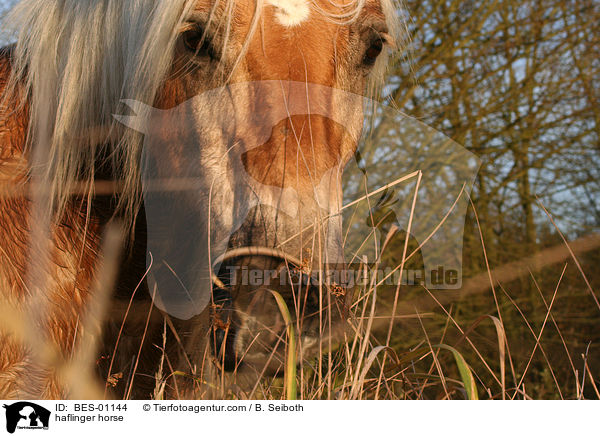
[{"left": 1, "top": 193, "right": 598, "bottom": 400}]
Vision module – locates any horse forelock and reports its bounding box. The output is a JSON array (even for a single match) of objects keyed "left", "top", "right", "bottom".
[{"left": 0, "top": 0, "right": 405, "bottom": 229}]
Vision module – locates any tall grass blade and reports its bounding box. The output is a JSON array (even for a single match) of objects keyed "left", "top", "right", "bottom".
[
  {"left": 268, "top": 290, "right": 297, "bottom": 400},
  {"left": 434, "top": 344, "right": 479, "bottom": 400},
  {"left": 457, "top": 315, "right": 506, "bottom": 399}
]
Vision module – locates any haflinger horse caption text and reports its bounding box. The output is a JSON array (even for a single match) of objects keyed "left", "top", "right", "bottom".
[{"left": 0, "top": 400, "right": 594, "bottom": 435}]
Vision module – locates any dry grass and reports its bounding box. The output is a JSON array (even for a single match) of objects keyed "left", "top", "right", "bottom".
[
  {"left": 142, "top": 189, "right": 598, "bottom": 399},
  {"left": 2, "top": 178, "right": 598, "bottom": 400}
]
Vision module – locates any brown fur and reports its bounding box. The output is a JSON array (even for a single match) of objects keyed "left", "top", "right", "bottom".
[{"left": 0, "top": 47, "right": 103, "bottom": 398}]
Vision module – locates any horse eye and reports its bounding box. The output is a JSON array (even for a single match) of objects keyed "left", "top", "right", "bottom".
[
  {"left": 182, "top": 26, "right": 215, "bottom": 59},
  {"left": 363, "top": 37, "right": 384, "bottom": 66}
]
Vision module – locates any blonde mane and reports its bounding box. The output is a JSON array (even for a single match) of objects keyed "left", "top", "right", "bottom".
[{"left": 1, "top": 0, "right": 405, "bottom": 229}]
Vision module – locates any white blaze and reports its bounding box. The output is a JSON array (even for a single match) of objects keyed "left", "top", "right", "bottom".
[{"left": 267, "top": 0, "right": 311, "bottom": 26}]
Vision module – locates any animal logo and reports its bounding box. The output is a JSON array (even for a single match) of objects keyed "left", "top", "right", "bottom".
[
  {"left": 3, "top": 402, "right": 50, "bottom": 434},
  {"left": 116, "top": 84, "right": 481, "bottom": 321}
]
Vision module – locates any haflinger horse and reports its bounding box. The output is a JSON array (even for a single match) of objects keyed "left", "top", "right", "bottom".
[{"left": 0, "top": 0, "right": 402, "bottom": 399}]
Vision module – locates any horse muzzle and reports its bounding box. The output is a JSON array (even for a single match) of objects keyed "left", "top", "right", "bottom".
[{"left": 209, "top": 249, "right": 349, "bottom": 375}]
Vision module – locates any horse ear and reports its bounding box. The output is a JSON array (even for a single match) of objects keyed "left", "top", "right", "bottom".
[{"left": 112, "top": 99, "right": 156, "bottom": 134}]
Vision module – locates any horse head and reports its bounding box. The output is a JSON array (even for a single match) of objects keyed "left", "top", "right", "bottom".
[{"left": 114, "top": 0, "right": 400, "bottom": 377}]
